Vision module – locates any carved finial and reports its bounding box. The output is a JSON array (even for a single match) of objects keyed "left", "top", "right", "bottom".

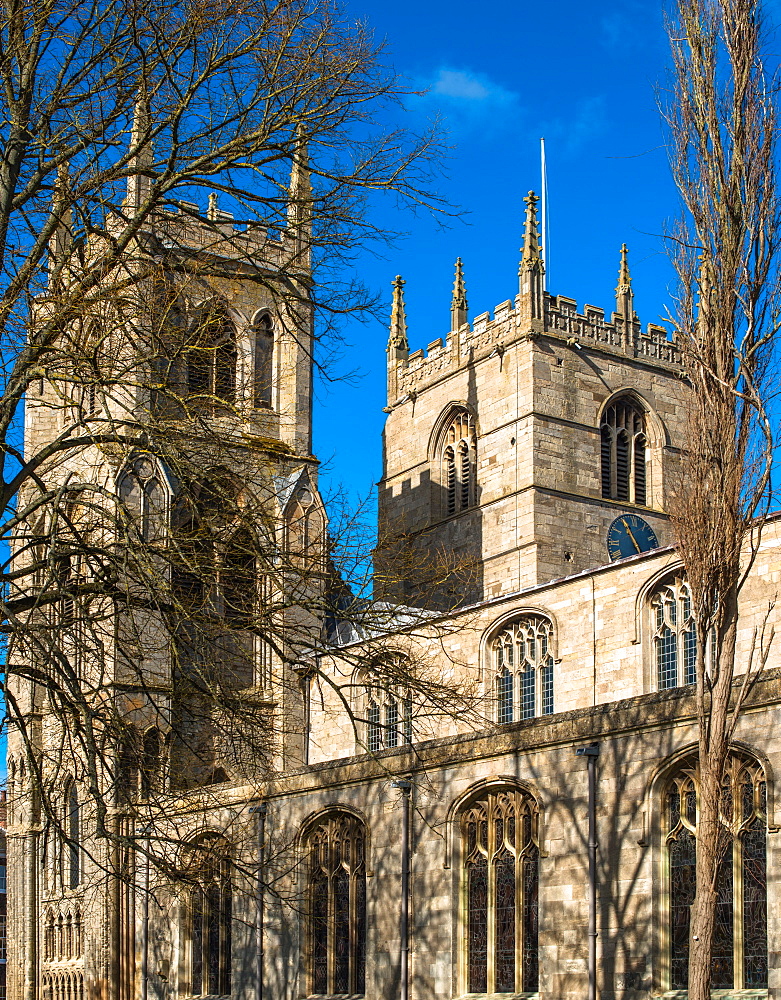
[
  {"left": 520, "top": 191, "right": 544, "bottom": 273},
  {"left": 519, "top": 191, "right": 544, "bottom": 324},
  {"left": 389, "top": 275, "right": 409, "bottom": 357},
  {"left": 207, "top": 192, "right": 218, "bottom": 221},
  {"left": 615, "top": 243, "right": 635, "bottom": 330},
  {"left": 49, "top": 162, "right": 73, "bottom": 288},
  {"left": 451, "top": 258, "right": 468, "bottom": 331},
  {"left": 126, "top": 92, "right": 153, "bottom": 211},
  {"left": 288, "top": 123, "right": 311, "bottom": 227}
]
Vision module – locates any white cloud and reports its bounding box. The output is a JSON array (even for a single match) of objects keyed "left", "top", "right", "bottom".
[{"left": 409, "top": 66, "right": 521, "bottom": 133}]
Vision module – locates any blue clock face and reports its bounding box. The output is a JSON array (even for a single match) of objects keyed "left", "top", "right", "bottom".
[{"left": 607, "top": 514, "right": 659, "bottom": 561}]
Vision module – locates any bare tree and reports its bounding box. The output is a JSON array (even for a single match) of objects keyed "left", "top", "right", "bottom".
[
  {"left": 663, "top": 0, "right": 778, "bottom": 994},
  {"left": 0, "top": 0, "right": 477, "bottom": 915}
]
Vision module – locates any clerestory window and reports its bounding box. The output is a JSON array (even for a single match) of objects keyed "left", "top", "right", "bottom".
[
  {"left": 600, "top": 398, "right": 647, "bottom": 504},
  {"left": 651, "top": 574, "right": 697, "bottom": 690},
  {"left": 493, "top": 615, "right": 555, "bottom": 724},
  {"left": 461, "top": 786, "right": 539, "bottom": 994}
]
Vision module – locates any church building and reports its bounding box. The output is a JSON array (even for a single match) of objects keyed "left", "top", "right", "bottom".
[{"left": 6, "top": 174, "right": 781, "bottom": 1000}]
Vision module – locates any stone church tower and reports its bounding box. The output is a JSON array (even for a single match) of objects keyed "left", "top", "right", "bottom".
[
  {"left": 6, "top": 144, "right": 326, "bottom": 1000},
  {"left": 378, "top": 193, "right": 688, "bottom": 606}
]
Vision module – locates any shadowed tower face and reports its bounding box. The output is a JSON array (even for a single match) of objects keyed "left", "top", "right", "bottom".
[{"left": 378, "top": 196, "right": 689, "bottom": 607}]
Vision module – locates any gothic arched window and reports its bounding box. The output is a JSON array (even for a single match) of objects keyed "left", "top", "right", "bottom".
[
  {"left": 651, "top": 574, "right": 697, "bottom": 690},
  {"left": 187, "top": 305, "right": 237, "bottom": 408},
  {"left": 189, "top": 839, "right": 232, "bottom": 997},
  {"left": 600, "top": 398, "right": 647, "bottom": 504},
  {"left": 118, "top": 456, "right": 167, "bottom": 542},
  {"left": 664, "top": 752, "right": 767, "bottom": 991},
  {"left": 285, "top": 484, "right": 324, "bottom": 571},
  {"left": 461, "top": 787, "right": 539, "bottom": 994},
  {"left": 441, "top": 409, "right": 477, "bottom": 516},
  {"left": 493, "top": 615, "right": 555, "bottom": 724},
  {"left": 307, "top": 813, "right": 366, "bottom": 996},
  {"left": 253, "top": 314, "right": 274, "bottom": 408}
]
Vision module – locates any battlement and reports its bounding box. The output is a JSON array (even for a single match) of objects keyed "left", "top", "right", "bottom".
[{"left": 389, "top": 290, "right": 682, "bottom": 402}]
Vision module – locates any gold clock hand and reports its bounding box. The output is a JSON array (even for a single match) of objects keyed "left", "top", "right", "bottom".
[{"left": 621, "top": 517, "right": 642, "bottom": 553}]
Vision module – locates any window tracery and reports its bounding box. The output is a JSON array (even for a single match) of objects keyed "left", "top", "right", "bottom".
[
  {"left": 285, "top": 485, "right": 324, "bottom": 571},
  {"left": 306, "top": 812, "right": 366, "bottom": 996},
  {"left": 461, "top": 787, "right": 539, "bottom": 994},
  {"left": 118, "top": 456, "right": 167, "bottom": 543},
  {"left": 493, "top": 615, "right": 555, "bottom": 724},
  {"left": 650, "top": 574, "right": 697, "bottom": 690},
  {"left": 600, "top": 398, "right": 647, "bottom": 504},
  {"left": 664, "top": 752, "right": 767, "bottom": 991},
  {"left": 441, "top": 409, "right": 477, "bottom": 516}
]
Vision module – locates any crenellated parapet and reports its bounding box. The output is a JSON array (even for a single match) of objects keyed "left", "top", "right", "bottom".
[{"left": 386, "top": 233, "right": 683, "bottom": 405}]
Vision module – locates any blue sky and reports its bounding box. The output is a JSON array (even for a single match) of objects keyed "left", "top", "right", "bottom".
[{"left": 313, "top": 0, "right": 686, "bottom": 515}]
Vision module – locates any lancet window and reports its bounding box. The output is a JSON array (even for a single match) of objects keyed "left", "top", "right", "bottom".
[
  {"left": 493, "top": 615, "right": 555, "bottom": 724},
  {"left": 664, "top": 752, "right": 767, "bottom": 991},
  {"left": 253, "top": 313, "right": 274, "bottom": 408},
  {"left": 285, "top": 484, "right": 324, "bottom": 571},
  {"left": 461, "top": 786, "right": 539, "bottom": 994},
  {"left": 651, "top": 574, "right": 697, "bottom": 690},
  {"left": 600, "top": 398, "right": 647, "bottom": 504},
  {"left": 66, "top": 782, "right": 80, "bottom": 890},
  {"left": 441, "top": 409, "right": 477, "bottom": 516},
  {"left": 118, "top": 456, "right": 167, "bottom": 542},
  {"left": 307, "top": 812, "right": 366, "bottom": 996},
  {"left": 189, "top": 839, "right": 232, "bottom": 997},
  {"left": 187, "top": 305, "right": 237, "bottom": 408}
]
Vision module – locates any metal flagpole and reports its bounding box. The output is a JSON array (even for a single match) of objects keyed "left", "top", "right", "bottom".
[{"left": 540, "top": 137, "right": 548, "bottom": 289}]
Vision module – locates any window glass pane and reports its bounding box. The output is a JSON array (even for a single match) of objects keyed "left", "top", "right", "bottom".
[
  {"left": 311, "top": 870, "right": 328, "bottom": 995},
  {"left": 670, "top": 826, "right": 696, "bottom": 989},
  {"left": 355, "top": 871, "right": 367, "bottom": 994},
  {"left": 385, "top": 700, "right": 399, "bottom": 748},
  {"left": 542, "top": 662, "right": 554, "bottom": 716},
  {"left": 497, "top": 669, "right": 513, "bottom": 724},
  {"left": 494, "top": 854, "right": 516, "bottom": 991},
  {"left": 333, "top": 869, "right": 350, "bottom": 993},
  {"left": 657, "top": 628, "right": 678, "bottom": 689},
  {"left": 367, "top": 702, "right": 381, "bottom": 752},
  {"left": 743, "top": 819, "right": 768, "bottom": 988},
  {"left": 523, "top": 849, "right": 540, "bottom": 992},
  {"left": 191, "top": 890, "right": 204, "bottom": 996},
  {"left": 468, "top": 857, "right": 488, "bottom": 993},
  {"left": 521, "top": 669, "right": 535, "bottom": 720},
  {"left": 684, "top": 627, "right": 697, "bottom": 685},
  {"left": 712, "top": 843, "right": 734, "bottom": 988}
]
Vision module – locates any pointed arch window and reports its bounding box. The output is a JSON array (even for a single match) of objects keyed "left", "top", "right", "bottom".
[
  {"left": 600, "top": 398, "right": 647, "bottom": 504},
  {"left": 118, "top": 456, "right": 167, "bottom": 542},
  {"left": 187, "top": 306, "right": 237, "bottom": 408},
  {"left": 650, "top": 574, "right": 697, "bottom": 690},
  {"left": 307, "top": 813, "right": 366, "bottom": 996},
  {"left": 285, "top": 485, "right": 324, "bottom": 572},
  {"left": 253, "top": 314, "right": 274, "bottom": 408},
  {"left": 493, "top": 615, "right": 555, "bottom": 723},
  {"left": 441, "top": 409, "right": 477, "bottom": 516},
  {"left": 189, "top": 839, "right": 232, "bottom": 997},
  {"left": 664, "top": 752, "right": 767, "bottom": 991},
  {"left": 461, "top": 787, "right": 539, "bottom": 994}
]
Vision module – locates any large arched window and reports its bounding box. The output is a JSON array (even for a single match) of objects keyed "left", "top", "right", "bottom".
[
  {"left": 189, "top": 839, "right": 232, "bottom": 997},
  {"left": 461, "top": 786, "right": 539, "bottom": 994},
  {"left": 441, "top": 409, "right": 477, "bottom": 516},
  {"left": 600, "top": 398, "right": 647, "bottom": 504},
  {"left": 285, "top": 483, "right": 325, "bottom": 572},
  {"left": 307, "top": 812, "right": 366, "bottom": 996},
  {"left": 253, "top": 313, "right": 274, "bottom": 408},
  {"left": 493, "top": 615, "right": 555, "bottom": 724},
  {"left": 651, "top": 574, "right": 697, "bottom": 690},
  {"left": 664, "top": 752, "right": 767, "bottom": 991}
]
